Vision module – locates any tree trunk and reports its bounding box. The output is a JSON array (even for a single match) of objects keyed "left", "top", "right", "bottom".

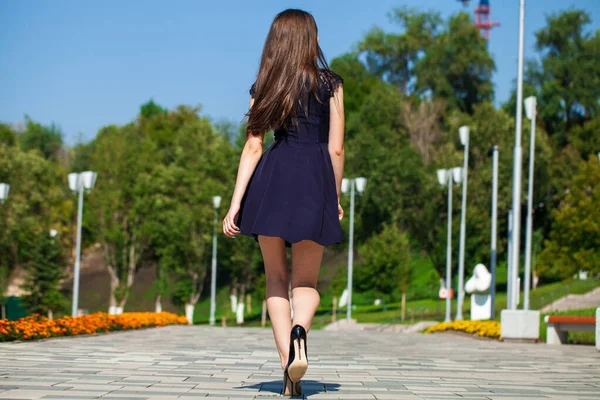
[
  {"left": 261, "top": 299, "right": 267, "bottom": 327},
  {"left": 155, "top": 294, "right": 162, "bottom": 313},
  {"left": 48, "top": 309, "right": 53, "bottom": 320},
  {"left": 401, "top": 292, "right": 407, "bottom": 321},
  {"left": 185, "top": 302, "right": 195, "bottom": 325},
  {"left": 246, "top": 293, "right": 251, "bottom": 314},
  {"left": 117, "top": 241, "right": 138, "bottom": 310},
  {"left": 1, "top": 303, "right": 5, "bottom": 320},
  {"left": 108, "top": 267, "right": 119, "bottom": 315},
  {"left": 230, "top": 278, "right": 238, "bottom": 313}
]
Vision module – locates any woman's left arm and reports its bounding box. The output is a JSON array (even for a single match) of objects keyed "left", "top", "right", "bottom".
[{"left": 223, "top": 98, "right": 264, "bottom": 237}]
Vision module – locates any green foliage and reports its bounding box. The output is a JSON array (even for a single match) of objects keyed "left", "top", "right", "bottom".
[
  {"left": 524, "top": 9, "right": 600, "bottom": 136},
  {"left": 18, "top": 116, "right": 64, "bottom": 160},
  {"left": 355, "top": 225, "right": 412, "bottom": 299},
  {"left": 0, "top": 142, "right": 73, "bottom": 301},
  {"left": 0, "top": 124, "right": 17, "bottom": 147},
  {"left": 20, "top": 231, "right": 68, "bottom": 316},
  {"left": 416, "top": 12, "right": 495, "bottom": 114},
  {"left": 140, "top": 99, "right": 168, "bottom": 119},
  {"left": 538, "top": 156, "right": 600, "bottom": 280}
]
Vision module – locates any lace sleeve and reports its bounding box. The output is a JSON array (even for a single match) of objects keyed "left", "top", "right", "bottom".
[{"left": 321, "top": 70, "right": 344, "bottom": 97}]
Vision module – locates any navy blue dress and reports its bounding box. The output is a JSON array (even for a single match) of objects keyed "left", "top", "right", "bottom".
[{"left": 237, "top": 69, "right": 344, "bottom": 247}]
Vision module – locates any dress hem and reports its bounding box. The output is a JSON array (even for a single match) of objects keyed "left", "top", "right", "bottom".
[{"left": 238, "top": 229, "right": 343, "bottom": 248}]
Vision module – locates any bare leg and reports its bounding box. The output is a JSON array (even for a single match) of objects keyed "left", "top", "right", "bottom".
[
  {"left": 290, "top": 240, "right": 324, "bottom": 332},
  {"left": 258, "top": 235, "right": 291, "bottom": 371}
]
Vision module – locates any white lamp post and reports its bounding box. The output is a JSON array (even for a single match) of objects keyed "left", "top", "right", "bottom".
[
  {"left": 508, "top": 0, "right": 526, "bottom": 312},
  {"left": 437, "top": 167, "right": 462, "bottom": 323},
  {"left": 489, "top": 145, "right": 499, "bottom": 319},
  {"left": 523, "top": 96, "right": 537, "bottom": 310},
  {"left": 68, "top": 171, "right": 97, "bottom": 317},
  {"left": 209, "top": 195, "right": 222, "bottom": 326},
  {"left": 456, "top": 126, "right": 470, "bottom": 320},
  {"left": 341, "top": 176, "right": 367, "bottom": 321},
  {"left": 0, "top": 183, "right": 9, "bottom": 204},
  {"left": 500, "top": 0, "right": 541, "bottom": 339}
]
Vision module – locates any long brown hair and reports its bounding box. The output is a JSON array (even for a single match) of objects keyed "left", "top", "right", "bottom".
[{"left": 246, "top": 9, "right": 330, "bottom": 136}]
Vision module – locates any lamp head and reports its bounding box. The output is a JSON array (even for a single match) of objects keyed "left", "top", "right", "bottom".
[
  {"left": 213, "top": 196, "right": 222, "bottom": 209},
  {"left": 0, "top": 183, "right": 9, "bottom": 203},
  {"left": 524, "top": 96, "right": 537, "bottom": 120},
  {"left": 81, "top": 171, "right": 97, "bottom": 191},
  {"left": 437, "top": 169, "right": 447, "bottom": 186},
  {"left": 341, "top": 178, "right": 349, "bottom": 194},
  {"left": 459, "top": 126, "right": 469, "bottom": 146},
  {"left": 355, "top": 177, "right": 367, "bottom": 193},
  {"left": 452, "top": 167, "right": 463, "bottom": 184},
  {"left": 68, "top": 173, "right": 79, "bottom": 193}
]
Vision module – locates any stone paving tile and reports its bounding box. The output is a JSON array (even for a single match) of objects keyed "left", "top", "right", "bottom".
[{"left": 0, "top": 325, "right": 599, "bottom": 399}]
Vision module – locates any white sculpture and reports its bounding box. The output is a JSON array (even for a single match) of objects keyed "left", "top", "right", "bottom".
[{"left": 465, "top": 263, "right": 492, "bottom": 320}]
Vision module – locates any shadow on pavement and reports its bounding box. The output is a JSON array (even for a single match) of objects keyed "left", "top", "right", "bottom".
[{"left": 235, "top": 380, "right": 341, "bottom": 397}]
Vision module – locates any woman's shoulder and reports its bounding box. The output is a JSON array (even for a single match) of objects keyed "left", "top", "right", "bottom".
[{"left": 318, "top": 68, "right": 344, "bottom": 97}]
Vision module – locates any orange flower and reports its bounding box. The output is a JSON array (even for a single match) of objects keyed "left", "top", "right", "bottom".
[{"left": 0, "top": 311, "right": 188, "bottom": 342}]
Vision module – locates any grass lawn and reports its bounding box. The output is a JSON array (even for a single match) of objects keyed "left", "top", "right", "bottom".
[{"left": 191, "top": 278, "right": 599, "bottom": 331}]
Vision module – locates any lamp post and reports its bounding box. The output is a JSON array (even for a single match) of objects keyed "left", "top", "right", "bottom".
[
  {"left": 508, "top": 0, "right": 526, "bottom": 312},
  {"left": 489, "top": 145, "right": 499, "bottom": 319},
  {"left": 523, "top": 96, "right": 537, "bottom": 310},
  {"left": 0, "top": 183, "right": 9, "bottom": 204},
  {"left": 68, "top": 171, "right": 97, "bottom": 317},
  {"left": 209, "top": 195, "right": 222, "bottom": 326},
  {"left": 341, "top": 177, "right": 367, "bottom": 321},
  {"left": 437, "top": 167, "right": 462, "bottom": 323},
  {"left": 456, "top": 126, "right": 470, "bottom": 320}
]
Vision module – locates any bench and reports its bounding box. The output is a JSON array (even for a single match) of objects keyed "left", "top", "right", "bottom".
[{"left": 544, "top": 308, "right": 599, "bottom": 349}]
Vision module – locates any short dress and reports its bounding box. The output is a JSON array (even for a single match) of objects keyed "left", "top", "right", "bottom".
[{"left": 236, "top": 69, "right": 345, "bottom": 247}]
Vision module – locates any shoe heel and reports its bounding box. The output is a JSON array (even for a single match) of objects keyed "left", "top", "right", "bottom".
[{"left": 287, "top": 336, "right": 308, "bottom": 382}]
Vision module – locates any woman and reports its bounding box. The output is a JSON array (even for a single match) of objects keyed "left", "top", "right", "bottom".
[{"left": 222, "top": 8, "right": 345, "bottom": 397}]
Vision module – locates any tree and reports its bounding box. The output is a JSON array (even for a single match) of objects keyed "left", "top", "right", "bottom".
[
  {"left": 538, "top": 156, "right": 600, "bottom": 281},
  {"left": 88, "top": 124, "right": 153, "bottom": 313},
  {"left": 0, "top": 141, "right": 73, "bottom": 318},
  {"left": 19, "top": 116, "right": 64, "bottom": 161},
  {"left": 20, "top": 231, "right": 68, "bottom": 318},
  {"left": 415, "top": 12, "right": 495, "bottom": 114},
  {"left": 359, "top": 7, "right": 442, "bottom": 95},
  {"left": 525, "top": 9, "right": 600, "bottom": 137},
  {"left": 140, "top": 99, "right": 168, "bottom": 119},
  {"left": 0, "top": 124, "right": 17, "bottom": 147},
  {"left": 356, "top": 225, "right": 412, "bottom": 319}
]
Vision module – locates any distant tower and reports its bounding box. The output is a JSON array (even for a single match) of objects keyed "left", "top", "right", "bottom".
[{"left": 474, "top": 0, "right": 500, "bottom": 41}]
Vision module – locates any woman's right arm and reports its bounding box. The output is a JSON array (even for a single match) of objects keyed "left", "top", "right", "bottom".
[
  {"left": 223, "top": 98, "right": 264, "bottom": 237},
  {"left": 328, "top": 85, "right": 345, "bottom": 221}
]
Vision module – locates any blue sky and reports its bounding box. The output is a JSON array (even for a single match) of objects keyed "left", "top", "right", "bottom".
[{"left": 1, "top": 0, "right": 598, "bottom": 145}]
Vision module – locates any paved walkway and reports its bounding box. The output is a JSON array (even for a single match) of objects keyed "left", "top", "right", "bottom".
[{"left": 0, "top": 325, "right": 599, "bottom": 399}]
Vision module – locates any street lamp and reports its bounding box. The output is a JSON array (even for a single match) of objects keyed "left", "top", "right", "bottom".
[
  {"left": 437, "top": 167, "right": 462, "bottom": 323},
  {"left": 523, "top": 96, "right": 537, "bottom": 310},
  {"left": 0, "top": 183, "right": 9, "bottom": 204},
  {"left": 508, "top": 0, "right": 526, "bottom": 312},
  {"left": 341, "top": 176, "right": 367, "bottom": 321},
  {"left": 488, "top": 145, "right": 499, "bottom": 319},
  {"left": 209, "top": 195, "right": 222, "bottom": 326},
  {"left": 68, "top": 171, "right": 97, "bottom": 317},
  {"left": 456, "top": 126, "right": 470, "bottom": 320}
]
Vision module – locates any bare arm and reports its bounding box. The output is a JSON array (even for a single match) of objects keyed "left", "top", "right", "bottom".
[
  {"left": 328, "top": 85, "right": 345, "bottom": 203},
  {"left": 223, "top": 98, "right": 263, "bottom": 237}
]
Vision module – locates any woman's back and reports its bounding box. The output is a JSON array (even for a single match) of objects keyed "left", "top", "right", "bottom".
[{"left": 250, "top": 69, "right": 343, "bottom": 144}]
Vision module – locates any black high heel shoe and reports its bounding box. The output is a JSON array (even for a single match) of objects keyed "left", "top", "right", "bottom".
[{"left": 283, "top": 324, "right": 308, "bottom": 396}]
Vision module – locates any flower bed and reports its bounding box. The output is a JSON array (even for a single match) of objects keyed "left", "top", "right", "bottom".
[
  {"left": 0, "top": 311, "right": 189, "bottom": 342},
  {"left": 425, "top": 319, "right": 501, "bottom": 340}
]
